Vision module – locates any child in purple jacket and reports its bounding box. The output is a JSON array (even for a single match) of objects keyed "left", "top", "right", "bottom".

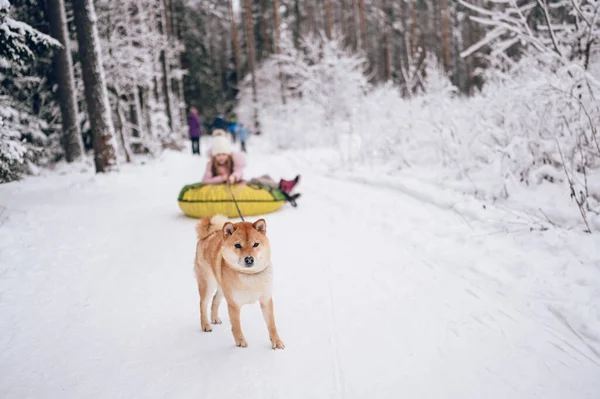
[{"left": 188, "top": 107, "right": 202, "bottom": 155}]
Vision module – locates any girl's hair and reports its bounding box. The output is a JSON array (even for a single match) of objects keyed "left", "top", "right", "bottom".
[{"left": 211, "top": 154, "right": 234, "bottom": 177}]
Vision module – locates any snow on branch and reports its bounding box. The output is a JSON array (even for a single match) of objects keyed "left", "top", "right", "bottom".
[
  {"left": 535, "top": 0, "right": 562, "bottom": 56},
  {"left": 460, "top": 0, "right": 600, "bottom": 70},
  {"left": 0, "top": 4, "right": 61, "bottom": 67}
]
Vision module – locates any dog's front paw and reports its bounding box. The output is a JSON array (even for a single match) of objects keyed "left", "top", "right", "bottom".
[
  {"left": 235, "top": 337, "right": 248, "bottom": 348},
  {"left": 201, "top": 323, "right": 213, "bottom": 332},
  {"left": 211, "top": 316, "right": 222, "bottom": 325},
  {"left": 271, "top": 337, "right": 285, "bottom": 350}
]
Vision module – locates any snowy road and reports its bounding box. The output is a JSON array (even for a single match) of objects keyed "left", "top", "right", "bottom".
[{"left": 1, "top": 145, "right": 599, "bottom": 398}]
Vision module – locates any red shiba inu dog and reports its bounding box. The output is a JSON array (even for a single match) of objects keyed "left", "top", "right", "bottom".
[{"left": 194, "top": 215, "right": 284, "bottom": 349}]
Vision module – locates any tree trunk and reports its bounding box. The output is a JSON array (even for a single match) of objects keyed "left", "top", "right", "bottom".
[
  {"left": 307, "top": 0, "right": 314, "bottom": 36},
  {"left": 112, "top": 89, "right": 132, "bottom": 163},
  {"left": 169, "top": 0, "right": 185, "bottom": 130},
  {"left": 131, "top": 88, "right": 145, "bottom": 139},
  {"left": 430, "top": 0, "right": 441, "bottom": 64},
  {"left": 141, "top": 87, "right": 155, "bottom": 139},
  {"left": 173, "top": 0, "right": 183, "bottom": 40},
  {"left": 382, "top": 0, "right": 392, "bottom": 81},
  {"left": 168, "top": 0, "right": 176, "bottom": 38},
  {"left": 273, "top": 0, "right": 286, "bottom": 105},
  {"left": 351, "top": 0, "right": 359, "bottom": 50},
  {"left": 339, "top": 0, "right": 348, "bottom": 46},
  {"left": 441, "top": 0, "right": 451, "bottom": 72},
  {"left": 358, "top": 0, "right": 367, "bottom": 51},
  {"left": 383, "top": 28, "right": 391, "bottom": 81},
  {"left": 410, "top": 0, "right": 417, "bottom": 56},
  {"left": 324, "top": 0, "right": 333, "bottom": 40},
  {"left": 46, "top": 0, "right": 84, "bottom": 163},
  {"left": 244, "top": 0, "right": 260, "bottom": 135},
  {"left": 228, "top": 0, "right": 242, "bottom": 86},
  {"left": 159, "top": 0, "right": 174, "bottom": 131},
  {"left": 160, "top": 51, "right": 174, "bottom": 130},
  {"left": 293, "top": 0, "right": 301, "bottom": 48},
  {"left": 273, "top": 0, "right": 281, "bottom": 54},
  {"left": 219, "top": 25, "right": 228, "bottom": 100},
  {"left": 163, "top": 0, "right": 173, "bottom": 38},
  {"left": 259, "top": 0, "right": 270, "bottom": 60},
  {"left": 72, "top": 0, "right": 117, "bottom": 172},
  {"left": 177, "top": 76, "right": 185, "bottom": 127}
]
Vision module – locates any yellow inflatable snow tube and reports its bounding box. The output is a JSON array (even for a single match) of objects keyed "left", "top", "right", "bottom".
[{"left": 177, "top": 182, "right": 286, "bottom": 218}]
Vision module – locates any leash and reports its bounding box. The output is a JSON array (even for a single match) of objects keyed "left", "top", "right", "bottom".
[{"left": 226, "top": 182, "right": 245, "bottom": 221}]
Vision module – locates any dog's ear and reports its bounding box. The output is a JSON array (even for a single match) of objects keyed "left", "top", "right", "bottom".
[
  {"left": 223, "top": 222, "right": 236, "bottom": 238},
  {"left": 252, "top": 219, "right": 266, "bottom": 234}
]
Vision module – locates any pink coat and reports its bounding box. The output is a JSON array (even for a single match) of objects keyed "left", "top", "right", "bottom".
[{"left": 202, "top": 152, "right": 247, "bottom": 184}]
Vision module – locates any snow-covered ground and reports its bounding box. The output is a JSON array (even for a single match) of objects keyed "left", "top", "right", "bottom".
[{"left": 1, "top": 137, "right": 599, "bottom": 398}]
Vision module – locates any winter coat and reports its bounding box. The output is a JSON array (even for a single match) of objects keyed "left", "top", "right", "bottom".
[
  {"left": 235, "top": 124, "right": 249, "bottom": 142},
  {"left": 188, "top": 113, "right": 202, "bottom": 138},
  {"left": 202, "top": 151, "right": 246, "bottom": 184},
  {"left": 212, "top": 116, "right": 228, "bottom": 131},
  {"left": 228, "top": 122, "right": 238, "bottom": 135}
]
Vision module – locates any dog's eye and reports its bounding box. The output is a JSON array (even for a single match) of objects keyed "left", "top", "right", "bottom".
[
  {"left": 235, "top": 244, "right": 242, "bottom": 249},
  {"left": 253, "top": 242, "right": 259, "bottom": 248}
]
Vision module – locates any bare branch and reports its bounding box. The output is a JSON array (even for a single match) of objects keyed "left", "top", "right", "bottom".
[
  {"left": 570, "top": 0, "right": 591, "bottom": 27},
  {"left": 509, "top": 0, "right": 537, "bottom": 42},
  {"left": 538, "top": 208, "right": 558, "bottom": 229},
  {"left": 584, "top": 4, "right": 600, "bottom": 68},
  {"left": 555, "top": 138, "right": 592, "bottom": 233},
  {"left": 536, "top": 0, "right": 563, "bottom": 56}
]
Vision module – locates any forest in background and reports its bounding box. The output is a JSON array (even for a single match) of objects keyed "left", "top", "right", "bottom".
[
  {"left": 0, "top": 0, "right": 516, "bottom": 179},
  {"left": 1, "top": 0, "right": 599, "bottom": 230}
]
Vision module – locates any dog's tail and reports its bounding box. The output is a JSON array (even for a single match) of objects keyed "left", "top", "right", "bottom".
[{"left": 196, "top": 214, "right": 229, "bottom": 240}]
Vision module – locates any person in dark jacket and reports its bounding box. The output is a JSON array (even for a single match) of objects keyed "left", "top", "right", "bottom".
[
  {"left": 188, "top": 107, "right": 202, "bottom": 155},
  {"left": 212, "top": 113, "right": 228, "bottom": 132}
]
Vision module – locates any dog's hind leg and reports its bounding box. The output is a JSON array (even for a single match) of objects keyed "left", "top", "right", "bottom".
[{"left": 210, "top": 288, "right": 223, "bottom": 324}]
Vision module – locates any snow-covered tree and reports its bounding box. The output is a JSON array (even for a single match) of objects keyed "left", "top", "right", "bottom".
[
  {"left": 72, "top": 0, "right": 117, "bottom": 172},
  {"left": 46, "top": 0, "right": 84, "bottom": 163},
  {"left": 460, "top": 0, "right": 600, "bottom": 70},
  {"left": 237, "top": 35, "right": 368, "bottom": 148},
  {"left": 459, "top": 0, "right": 600, "bottom": 231},
  {"left": 0, "top": 0, "right": 61, "bottom": 182},
  {"left": 96, "top": 0, "right": 165, "bottom": 156},
  {"left": 0, "top": 0, "right": 59, "bottom": 67}
]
